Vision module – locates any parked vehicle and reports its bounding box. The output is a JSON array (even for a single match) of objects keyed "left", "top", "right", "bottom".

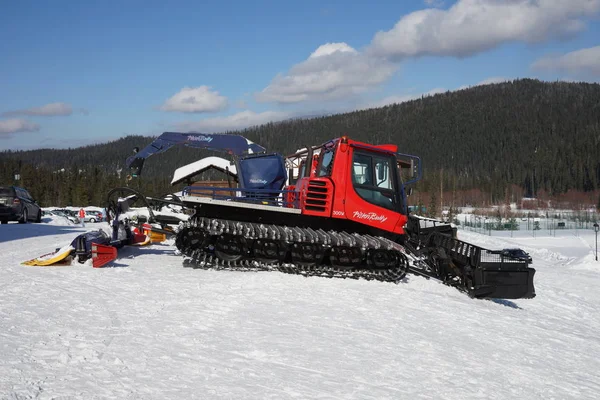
[
  {"left": 501, "top": 248, "right": 533, "bottom": 264},
  {"left": 50, "top": 209, "right": 81, "bottom": 224},
  {"left": 82, "top": 210, "right": 103, "bottom": 223},
  {"left": 0, "top": 186, "right": 42, "bottom": 224}
]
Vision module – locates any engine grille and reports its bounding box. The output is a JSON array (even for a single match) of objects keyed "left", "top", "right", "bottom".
[{"left": 305, "top": 180, "right": 329, "bottom": 212}]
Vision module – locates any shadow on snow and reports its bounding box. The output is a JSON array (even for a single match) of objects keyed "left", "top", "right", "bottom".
[{"left": 0, "top": 222, "right": 87, "bottom": 243}]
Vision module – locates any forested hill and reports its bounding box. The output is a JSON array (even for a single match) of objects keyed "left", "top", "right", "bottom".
[{"left": 1, "top": 78, "right": 599, "bottom": 207}]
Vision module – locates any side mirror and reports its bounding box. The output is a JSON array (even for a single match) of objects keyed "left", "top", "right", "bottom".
[{"left": 133, "top": 146, "right": 139, "bottom": 154}]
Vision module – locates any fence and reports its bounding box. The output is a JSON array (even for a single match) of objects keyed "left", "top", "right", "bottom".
[{"left": 459, "top": 211, "right": 599, "bottom": 237}]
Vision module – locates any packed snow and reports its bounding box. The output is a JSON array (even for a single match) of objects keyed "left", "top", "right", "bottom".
[{"left": 1, "top": 215, "right": 600, "bottom": 399}]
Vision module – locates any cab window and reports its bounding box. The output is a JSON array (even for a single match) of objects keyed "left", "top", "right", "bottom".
[
  {"left": 317, "top": 149, "right": 334, "bottom": 177},
  {"left": 351, "top": 150, "right": 398, "bottom": 211}
]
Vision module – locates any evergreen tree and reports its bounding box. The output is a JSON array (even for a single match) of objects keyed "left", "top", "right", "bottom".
[
  {"left": 416, "top": 197, "right": 425, "bottom": 215},
  {"left": 495, "top": 209, "right": 503, "bottom": 230},
  {"left": 1, "top": 79, "right": 600, "bottom": 206},
  {"left": 509, "top": 216, "right": 518, "bottom": 230},
  {"left": 428, "top": 191, "right": 438, "bottom": 219}
]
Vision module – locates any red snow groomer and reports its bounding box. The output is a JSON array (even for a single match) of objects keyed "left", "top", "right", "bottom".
[{"left": 127, "top": 132, "right": 536, "bottom": 300}]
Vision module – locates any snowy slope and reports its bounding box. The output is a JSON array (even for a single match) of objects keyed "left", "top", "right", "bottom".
[{"left": 1, "top": 219, "right": 600, "bottom": 399}]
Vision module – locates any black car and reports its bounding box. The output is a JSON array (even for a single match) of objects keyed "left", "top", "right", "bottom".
[
  {"left": 0, "top": 186, "right": 42, "bottom": 224},
  {"left": 501, "top": 248, "right": 532, "bottom": 264}
]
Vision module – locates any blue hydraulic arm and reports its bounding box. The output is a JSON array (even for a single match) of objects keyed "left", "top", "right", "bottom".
[{"left": 126, "top": 131, "right": 266, "bottom": 177}]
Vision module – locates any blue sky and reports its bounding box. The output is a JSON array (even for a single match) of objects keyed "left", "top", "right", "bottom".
[{"left": 1, "top": 0, "right": 599, "bottom": 150}]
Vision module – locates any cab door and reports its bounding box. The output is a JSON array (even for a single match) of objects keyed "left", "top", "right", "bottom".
[{"left": 344, "top": 148, "right": 401, "bottom": 232}]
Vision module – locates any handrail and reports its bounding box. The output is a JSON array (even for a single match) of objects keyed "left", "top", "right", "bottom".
[{"left": 182, "top": 185, "right": 300, "bottom": 209}]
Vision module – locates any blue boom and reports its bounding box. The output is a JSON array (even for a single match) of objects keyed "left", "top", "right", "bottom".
[
  {"left": 126, "top": 132, "right": 267, "bottom": 177},
  {"left": 126, "top": 131, "right": 287, "bottom": 193}
]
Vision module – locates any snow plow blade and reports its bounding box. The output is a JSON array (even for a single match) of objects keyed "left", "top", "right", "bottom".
[
  {"left": 413, "top": 232, "right": 536, "bottom": 300},
  {"left": 91, "top": 243, "right": 117, "bottom": 268},
  {"left": 469, "top": 264, "right": 536, "bottom": 299}
]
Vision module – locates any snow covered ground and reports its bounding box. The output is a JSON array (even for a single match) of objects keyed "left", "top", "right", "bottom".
[{"left": 1, "top": 216, "right": 600, "bottom": 399}]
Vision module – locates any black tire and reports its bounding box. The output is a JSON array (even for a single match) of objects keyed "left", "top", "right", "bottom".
[
  {"left": 19, "top": 208, "right": 28, "bottom": 224},
  {"left": 1, "top": 220, "right": 7, "bottom": 224},
  {"left": 35, "top": 210, "right": 42, "bottom": 223},
  {"left": 89, "top": 217, "right": 96, "bottom": 223}
]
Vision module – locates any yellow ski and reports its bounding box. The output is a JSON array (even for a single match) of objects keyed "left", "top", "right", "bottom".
[{"left": 22, "top": 245, "right": 75, "bottom": 267}]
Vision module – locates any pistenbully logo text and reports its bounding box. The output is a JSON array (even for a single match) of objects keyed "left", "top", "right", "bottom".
[
  {"left": 250, "top": 178, "right": 268, "bottom": 184},
  {"left": 187, "top": 135, "right": 213, "bottom": 143},
  {"left": 353, "top": 211, "right": 388, "bottom": 223}
]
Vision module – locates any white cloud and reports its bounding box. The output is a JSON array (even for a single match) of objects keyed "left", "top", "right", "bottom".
[
  {"left": 0, "top": 119, "right": 40, "bottom": 134},
  {"left": 255, "top": 42, "right": 398, "bottom": 104},
  {"left": 369, "top": 0, "right": 600, "bottom": 60},
  {"left": 309, "top": 42, "right": 357, "bottom": 58},
  {"left": 363, "top": 78, "right": 515, "bottom": 109},
  {"left": 476, "top": 76, "right": 509, "bottom": 85},
  {"left": 160, "top": 86, "right": 228, "bottom": 113},
  {"left": 531, "top": 46, "right": 600, "bottom": 77},
  {"left": 256, "top": 1, "right": 599, "bottom": 105},
  {"left": 2, "top": 102, "right": 73, "bottom": 117},
  {"left": 235, "top": 99, "right": 249, "bottom": 109},
  {"left": 457, "top": 76, "right": 510, "bottom": 90},
  {"left": 174, "top": 110, "right": 293, "bottom": 133}
]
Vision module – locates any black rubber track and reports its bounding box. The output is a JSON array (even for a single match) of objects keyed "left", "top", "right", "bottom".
[{"left": 175, "top": 216, "right": 410, "bottom": 284}]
